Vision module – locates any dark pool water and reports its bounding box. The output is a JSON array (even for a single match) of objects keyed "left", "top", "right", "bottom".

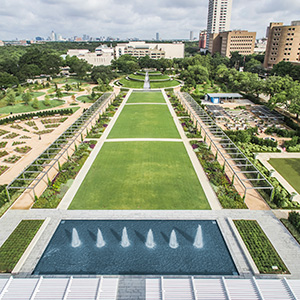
[{"left": 33, "top": 220, "right": 238, "bottom": 275}]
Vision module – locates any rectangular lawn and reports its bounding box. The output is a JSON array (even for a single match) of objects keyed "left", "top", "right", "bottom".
[
  {"left": 127, "top": 91, "right": 166, "bottom": 103},
  {"left": 69, "top": 142, "right": 210, "bottom": 210},
  {"left": 269, "top": 158, "right": 300, "bottom": 193},
  {"left": 108, "top": 104, "right": 180, "bottom": 139}
]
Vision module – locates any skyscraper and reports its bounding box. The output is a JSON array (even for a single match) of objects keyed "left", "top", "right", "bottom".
[
  {"left": 206, "top": 0, "right": 232, "bottom": 47},
  {"left": 156, "top": 32, "right": 159, "bottom": 41}
]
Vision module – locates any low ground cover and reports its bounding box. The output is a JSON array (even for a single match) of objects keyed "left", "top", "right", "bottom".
[
  {"left": 33, "top": 141, "right": 97, "bottom": 208},
  {"left": 0, "top": 220, "right": 44, "bottom": 273},
  {"left": 269, "top": 158, "right": 300, "bottom": 194},
  {"left": 0, "top": 99, "right": 64, "bottom": 115},
  {"left": 281, "top": 211, "right": 300, "bottom": 245},
  {"left": 127, "top": 91, "right": 166, "bottom": 104},
  {"left": 191, "top": 140, "right": 247, "bottom": 209},
  {"left": 234, "top": 220, "right": 289, "bottom": 274},
  {"left": 70, "top": 141, "right": 210, "bottom": 210},
  {"left": 108, "top": 104, "right": 180, "bottom": 139}
]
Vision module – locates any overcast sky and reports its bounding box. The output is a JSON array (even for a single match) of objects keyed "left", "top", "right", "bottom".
[{"left": 1, "top": 0, "right": 300, "bottom": 40}]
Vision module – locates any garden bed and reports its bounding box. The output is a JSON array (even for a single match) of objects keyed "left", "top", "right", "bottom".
[
  {"left": 234, "top": 220, "right": 289, "bottom": 274},
  {"left": 0, "top": 220, "right": 44, "bottom": 273}
]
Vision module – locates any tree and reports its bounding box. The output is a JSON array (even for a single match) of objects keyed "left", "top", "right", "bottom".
[
  {"left": 32, "top": 98, "right": 39, "bottom": 109},
  {"left": 91, "top": 65, "right": 116, "bottom": 84},
  {"left": 44, "top": 95, "right": 51, "bottom": 106},
  {"left": 55, "top": 89, "right": 63, "bottom": 100},
  {"left": 64, "top": 83, "right": 71, "bottom": 91},
  {"left": 0, "top": 72, "right": 18, "bottom": 89},
  {"left": 65, "top": 55, "right": 91, "bottom": 78},
  {"left": 6, "top": 90, "right": 16, "bottom": 106},
  {"left": 22, "top": 91, "right": 32, "bottom": 105},
  {"left": 111, "top": 55, "right": 139, "bottom": 73},
  {"left": 229, "top": 52, "right": 244, "bottom": 69}
]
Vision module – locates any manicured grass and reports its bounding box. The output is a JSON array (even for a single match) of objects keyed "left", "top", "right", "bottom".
[
  {"left": 234, "top": 220, "right": 289, "bottom": 274},
  {"left": 118, "top": 78, "right": 144, "bottom": 88},
  {"left": 127, "top": 92, "right": 166, "bottom": 103},
  {"left": 269, "top": 158, "right": 300, "bottom": 194},
  {"left": 52, "top": 77, "right": 90, "bottom": 84},
  {"left": 118, "top": 78, "right": 180, "bottom": 89},
  {"left": 129, "top": 74, "right": 170, "bottom": 81},
  {"left": 151, "top": 80, "right": 181, "bottom": 88},
  {"left": 77, "top": 95, "right": 95, "bottom": 103},
  {"left": 0, "top": 220, "right": 44, "bottom": 273},
  {"left": 70, "top": 142, "right": 210, "bottom": 210},
  {"left": 108, "top": 104, "right": 179, "bottom": 139},
  {"left": 0, "top": 100, "right": 65, "bottom": 114}
]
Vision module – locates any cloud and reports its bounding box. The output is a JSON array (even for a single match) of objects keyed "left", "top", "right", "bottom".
[{"left": 0, "top": 0, "right": 299, "bottom": 40}]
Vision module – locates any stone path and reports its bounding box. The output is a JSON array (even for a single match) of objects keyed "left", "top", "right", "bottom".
[{"left": 257, "top": 152, "right": 300, "bottom": 204}]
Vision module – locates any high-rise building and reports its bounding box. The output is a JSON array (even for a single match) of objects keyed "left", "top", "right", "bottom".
[
  {"left": 208, "top": 30, "right": 256, "bottom": 57},
  {"left": 263, "top": 21, "right": 300, "bottom": 69},
  {"left": 50, "top": 31, "right": 57, "bottom": 41},
  {"left": 156, "top": 32, "right": 159, "bottom": 41},
  {"left": 199, "top": 30, "right": 207, "bottom": 49},
  {"left": 190, "top": 31, "right": 193, "bottom": 40},
  {"left": 206, "top": 0, "right": 232, "bottom": 48}
]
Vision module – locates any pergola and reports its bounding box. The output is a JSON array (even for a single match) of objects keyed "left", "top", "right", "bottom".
[
  {"left": 5, "top": 92, "right": 115, "bottom": 201},
  {"left": 178, "top": 92, "right": 273, "bottom": 200}
]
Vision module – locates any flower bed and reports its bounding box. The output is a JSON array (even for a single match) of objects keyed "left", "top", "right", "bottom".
[
  {"left": 0, "top": 151, "right": 9, "bottom": 158},
  {"left": 25, "top": 121, "right": 36, "bottom": 127},
  {"left": 4, "top": 155, "right": 21, "bottom": 163},
  {"left": 0, "top": 220, "right": 44, "bottom": 273},
  {"left": 20, "top": 135, "right": 31, "bottom": 139},
  {"left": 44, "top": 124, "right": 60, "bottom": 128},
  {"left": 191, "top": 141, "right": 247, "bottom": 209},
  {"left": 12, "top": 141, "right": 25, "bottom": 146},
  {"left": 0, "top": 166, "right": 9, "bottom": 176},
  {"left": 41, "top": 117, "right": 67, "bottom": 124},
  {"left": 34, "top": 129, "right": 54, "bottom": 135},
  {"left": 234, "top": 220, "right": 289, "bottom": 274},
  {"left": 0, "top": 130, "right": 9, "bottom": 136},
  {"left": 15, "top": 146, "right": 32, "bottom": 154},
  {"left": 10, "top": 124, "right": 23, "bottom": 130},
  {"left": 281, "top": 215, "right": 300, "bottom": 245},
  {"left": 3, "top": 133, "right": 19, "bottom": 139},
  {"left": 0, "top": 142, "right": 7, "bottom": 148},
  {"left": 33, "top": 141, "right": 97, "bottom": 208}
]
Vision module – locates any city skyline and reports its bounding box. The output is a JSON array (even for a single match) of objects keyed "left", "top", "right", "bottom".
[{"left": 0, "top": 0, "right": 300, "bottom": 41}]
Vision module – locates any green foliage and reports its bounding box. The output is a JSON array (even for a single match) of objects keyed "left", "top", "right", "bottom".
[
  {"left": 65, "top": 55, "right": 91, "bottom": 79},
  {"left": 6, "top": 90, "right": 16, "bottom": 106},
  {"left": 288, "top": 211, "right": 300, "bottom": 233},
  {"left": 33, "top": 142, "right": 94, "bottom": 208},
  {"left": 234, "top": 220, "right": 289, "bottom": 274},
  {"left": 31, "top": 98, "right": 39, "bottom": 109},
  {"left": 0, "top": 220, "right": 44, "bottom": 273},
  {"left": 22, "top": 91, "right": 32, "bottom": 105},
  {"left": 191, "top": 141, "right": 247, "bottom": 209}
]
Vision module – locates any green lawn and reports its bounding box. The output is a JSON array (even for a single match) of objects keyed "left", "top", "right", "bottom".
[
  {"left": 69, "top": 142, "right": 210, "bottom": 210},
  {"left": 118, "top": 78, "right": 144, "bottom": 88},
  {"left": 76, "top": 95, "right": 95, "bottom": 103},
  {"left": 129, "top": 74, "right": 170, "bottom": 81},
  {"left": 118, "top": 78, "right": 180, "bottom": 89},
  {"left": 269, "top": 158, "right": 300, "bottom": 194},
  {"left": 127, "top": 92, "right": 166, "bottom": 103},
  {"left": 108, "top": 104, "right": 179, "bottom": 139},
  {"left": 0, "top": 100, "right": 65, "bottom": 114}
]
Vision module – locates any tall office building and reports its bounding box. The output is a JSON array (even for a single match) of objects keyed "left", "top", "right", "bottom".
[
  {"left": 190, "top": 31, "right": 193, "bottom": 40},
  {"left": 156, "top": 32, "right": 159, "bottom": 41},
  {"left": 206, "top": 0, "right": 232, "bottom": 47},
  {"left": 263, "top": 21, "right": 300, "bottom": 69}
]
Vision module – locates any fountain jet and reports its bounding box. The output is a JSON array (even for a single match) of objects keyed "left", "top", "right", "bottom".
[
  {"left": 96, "top": 228, "right": 106, "bottom": 248},
  {"left": 71, "top": 228, "right": 81, "bottom": 248},
  {"left": 169, "top": 229, "right": 179, "bottom": 249},
  {"left": 121, "top": 227, "right": 130, "bottom": 248},
  {"left": 193, "top": 225, "right": 203, "bottom": 249},
  {"left": 145, "top": 229, "right": 156, "bottom": 249},
  {"left": 143, "top": 71, "right": 150, "bottom": 89}
]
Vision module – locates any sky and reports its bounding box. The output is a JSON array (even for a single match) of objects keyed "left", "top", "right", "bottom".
[{"left": 0, "top": 0, "right": 300, "bottom": 40}]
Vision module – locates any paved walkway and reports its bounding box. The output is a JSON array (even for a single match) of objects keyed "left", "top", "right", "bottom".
[
  {"left": 257, "top": 152, "right": 300, "bottom": 204},
  {"left": 125, "top": 103, "right": 167, "bottom": 105}
]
